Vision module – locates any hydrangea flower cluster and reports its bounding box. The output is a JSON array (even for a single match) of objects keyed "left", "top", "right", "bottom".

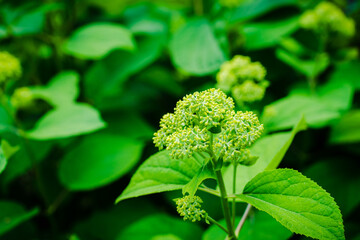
[
  {"left": 300, "top": 2, "right": 355, "bottom": 39},
  {"left": 175, "top": 195, "right": 207, "bottom": 222},
  {"left": 216, "top": 55, "right": 268, "bottom": 105},
  {"left": 0, "top": 51, "right": 22, "bottom": 84},
  {"left": 153, "top": 88, "right": 263, "bottom": 163}
]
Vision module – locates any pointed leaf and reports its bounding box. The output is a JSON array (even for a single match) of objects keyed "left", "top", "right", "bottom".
[
  {"left": 237, "top": 169, "right": 345, "bottom": 240},
  {"left": 116, "top": 150, "right": 203, "bottom": 203}
]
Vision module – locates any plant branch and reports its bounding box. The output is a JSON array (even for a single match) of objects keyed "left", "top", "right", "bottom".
[
  {"left": 234, "top": 204, "right": 252, "bottom": 237},
  {"left": 207, "top": 216, "right": 229, "bottom": 234}
]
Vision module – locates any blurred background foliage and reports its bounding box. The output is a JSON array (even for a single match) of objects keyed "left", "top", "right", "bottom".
[{"left": 0, "top": 0, "right": 360, "bottom": 239}]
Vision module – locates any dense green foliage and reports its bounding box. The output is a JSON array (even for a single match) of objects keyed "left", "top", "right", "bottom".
[{"left": 0, "top": 0, "right": 360, "bottom": 239}]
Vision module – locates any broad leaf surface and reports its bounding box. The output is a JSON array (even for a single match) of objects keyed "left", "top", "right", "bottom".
[
  {"left": 169, "top": 18, "right": 226, "bottom": 75},
  {"left": 64, "top": 22, "right": 135, "bottom": 59},
  {"left": 116, "top": 214, "right": 203, "bottom": 240},
  {"left": 0, "top": 201, "right": 39, "bottom": 235},
  {"left": 0, "top": 145, "right": 6, "bottom": 174},
  {"left": 202, "top": 210, "right": 292, "bottom": 240},
  {"left": 0, "top": 140, "right": 19, "bottom": 174},
  {"left": 242, "top": 16, "right": 299, "bottom": 50},
  {"left": 182, "top": 159, "right": 214, "bottom": 196},
  {"left": 330, "top": 110, "right": 360, "bottom": 144},
  {"left": 30, "top": 71, "right": 79, "bottom": 107},
  {"left": 59, "top": 133, "right": 144, "bottom": 190},
  {"left": 26, "top": 103, "right": 106, "bottom": 140},
  {"left": 237, "top": 169, "right": 345, "bottom": 240},
  {"left": 223, "top": 116, "right": 306, "bottom": 194},
  {"left": 116, "top": 150, "right": 203, "bottom": 203},
  {"left": 329, "top": 60, "right": 360, "bottom": 90}
]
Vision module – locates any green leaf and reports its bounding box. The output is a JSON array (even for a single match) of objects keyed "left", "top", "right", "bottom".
[
  {"left": 0, "top": 145, "right": 6, "bottom": 174},
  {"left": 182, "top": 159, "right": 215, "bottom": 196},
  {"left": 85, "top": 34, "right": 165, "bottom": 109},
  {"left": 64, "top": 22, "right": 135, "bottom": 59},
  {"left": 0, "top": 140, "right": 19, "bottom": 174},
  {"left": 0, "top": 201, "right": 39, "bottom": 235},
  {"left": 304, "top": 160, "right": 360, "bottom": 217},
  {"left": 242, "top": 16, "right": 299, "bottom": 50},
  {"left": 237, "top": 169, "right": 345, "bottom": 240},
  {"left": 116, "top": 150, "right": 203, "bottom": 203},
  {"left": 223, "top": 116, "right": 306, "bottom": 194},
  {"left": 169, "top": 18, "right": 226, "bottom": 76},
  {"left": 116, "top": 214, "right": 203, "bottom": 240},
  {"left": 329, "top": 60, "right": 360, "bottom": 90},
  {"left": 262, "top": 82, "right": 353, "bottom": 131},
  {"left": 202, "top": 210, "right": 292, "bottom": 240},
  {"left": 30, "top": 71, "right": 79, "bottom": 107},
  {"left": 230, "top": 0, "right": 298, "bottom": 22},
  {"left": 59, "top": 133, "right": 144, "bottom": 190},
  {"left": 330, "top": 110, "right": 360, "bottom": 144},
  {"left": 26, "top": 103, "right": 106, "bottom": 140},
  {"left": 0, "top": 106, "right": 14, "bottom": 135},
  {"left": 276, "top": 48, "right": 329, "bottom": 77}
]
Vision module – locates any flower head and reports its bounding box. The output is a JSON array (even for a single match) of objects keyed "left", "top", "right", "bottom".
[
  {"left": 216, "top": 55, "right": 268, "bottom": 104},
  {"left": 0, "top": 51, "right": 22, "bottom": 83},
  {"left": 153, "top": 88, "right": 263, "bottom": 161},
  {"left": 10, "top": 87, "right": 35, "bottom": 109},
  {"left": 175, "top": 195, "right": 207, "bottom": 222}
]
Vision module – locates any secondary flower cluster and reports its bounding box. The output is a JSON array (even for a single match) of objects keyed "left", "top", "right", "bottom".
[
  {"left": 153, "top": 88, "right": 263, "bottom": 163},
  {"left": 216, "top": 55, "right": 268, "bottom": 105},
  {"left": 175, "top": 195, "right": 207, "bottom": 222},
  {"left": 0, "top": 51, "right": 22, "bottom": 84},
  {"left": 300, "top": 2, "right": 355, "bottom": 39}
]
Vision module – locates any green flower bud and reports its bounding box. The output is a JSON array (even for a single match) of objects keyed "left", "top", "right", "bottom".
[
  {"left": 0, "top": 51, "right": 22, "bottom": 83},
  {"left": 175, "top": 195, "right": 207, "bottom": 222},
  {"left": 300, "top": 2, "right": 355, "bottom": 38},
  {"left": 153, "top": 88, "right": 263, "bottom": 160},
  {"left": 216, "top": 55, "right": 268, "bottom": 103},
  {"left": 10, "top": 87, "right": 34, "bottom": 109}
]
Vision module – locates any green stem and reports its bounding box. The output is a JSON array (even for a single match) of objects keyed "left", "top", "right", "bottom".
[
  {"left": 198, "top": 186, "right": 221, "bottom": 197},
  {"left": 207, "top": 216, "right": 229, "bottom": 234},
  {"left": 232, "top": 161, "right": 237, "bottom": 225},
  {"left": 215, "top": 169, "right": 236, "bottom": 240},
  {"left": 234, "top": 204, "right": 252, "bottom": 237}
]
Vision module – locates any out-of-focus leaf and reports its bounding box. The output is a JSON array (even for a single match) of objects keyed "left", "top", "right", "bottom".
[
  {"left": 64, "top": 22, "right": 135, "bottom": 59},
  {"left": 304, "top": 160, "right": 360, "bottom": 217},
  {"left": 262, "top": 82, "right": 353, "bottom": 131},
  {"left": 223, "top": 116, "right": 306, "bottom": 194},
  {"left": 202, "top": 210, "right": 292, "bottom": 240},
  {"left": 169, "top": 18, "right": 226, "bottom": 76},
  {"left": 237, "top": 169, "right": 345, "bottom": 240},
  {"left": 116, "top": 214, "right": 203, "bottom": 240},
  {"left": 0, "top": 145, "right": 6, "bottom": 174},
  {"left": 0, "top": 201, "right": 39, "bottom": 235},
  {"left": 329, "top": 60, "right": 360, "bottom": 90},
  {"left": 0, "top": 140, "right": 19, "bottom": 174},
  {"left": 230, "top": 0, "right": 298, "bottom": 22},
  {"left": 242, "top": 16, "right": 299, "bottom": 50},
  {"left": 26, "top": 104, "right": 106, "bottom": 140},
  {"left": 330, "top": 110, "right": 360, "bottom": 144},
  {"left": 85, "top": 34, "right": 165, "bottom": 109},
  {"left": 116, "top": 150, "right": 202, "bottom": 203},
  {"left": 30, "top": 71, "right": 79, "bottom": 107},
  {"left": 59, "top": 133, "right": 144, "bottom": 190},
  {"left": 0, "top": 106, "right": 15, "bottom": 135},
  {"left": 276, "top": 48, "right": 329, "bottom": 77}
]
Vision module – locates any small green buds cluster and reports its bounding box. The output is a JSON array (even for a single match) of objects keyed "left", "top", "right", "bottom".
[
  {"left": 175, "top": 195, "right": 207, "bottom": 222},
  {"left": 216, "top": 55, "right": 268, "bottom": 105},
  {"left": 219, "top": 0, "right": 244, "bottom": 8},
  {"left": 10, "top": 87, "right": 35, "bottom": 109},
  {"left": 300, "top": 2, "right": 355, "bottom": 39},
  {"left": 0, "top": 51, "right": 22, "bottom": 84},
  {"left": 153, "top": 88, "right": 263, "bottom": 162}
]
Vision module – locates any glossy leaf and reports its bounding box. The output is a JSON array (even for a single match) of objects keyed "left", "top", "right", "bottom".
[
  {"left": 223, "top": 116, "right": 306, "bottom": 194},
  {"left": 116, "top": 150, "right": 203, "bottom": 203},
  {"left": 242, "top": 16, "right": 299, "bottom": 50},
  {"left": 64, "top": 22, "right": 135, "bottom": 59},
  {"left": 169, "top": 18, "right": 226, "bottom": 75},
  {"left": 116, "top": 214, "right": 203, "bottom": 240},
  {"left": 237, "top": 169, "right": 345, "bottom": 240},
  {"left": 0, "top": 201, "right": 39, "bottom": 235},
  {"left": 59, "top": 133, "right": 144, "bottom": 190},
  {"left": 26, "top": 103, "right": 106, "bottom": 140},
  {"left": 202, "top": 210, "right": 292, "bottom": 240}
]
